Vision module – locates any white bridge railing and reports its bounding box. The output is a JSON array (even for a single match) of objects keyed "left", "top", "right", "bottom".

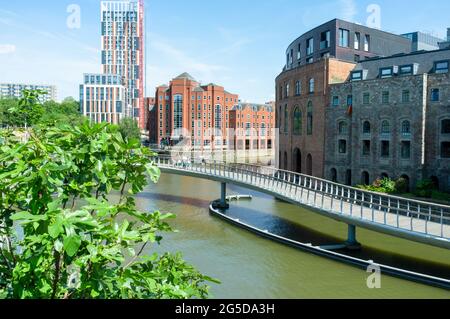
[{"left": 154, "top": 157, "right": 450, "bottom": 240}]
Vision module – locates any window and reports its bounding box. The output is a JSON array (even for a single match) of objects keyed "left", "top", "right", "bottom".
[
  {"left": 381, "top": 120, "right": 391, "bottom": 135},
  {"left": 338, "top": 121, "right": 348, "bottom": 135},
  {"left": 382, "top": 91, "right": 390, "bottom": 104},
  {"left": 309, "top": 78, "right": 315, "bottom": 93},
  {"left": 401, "top": 141, "right": 411, "bottom": 159},
  {"left": 306, "top": 57, "right": 314, "bottom": 64},
  {"left": 285, "top": 83, "right": 290, "bottom": 98},
  {"left": 354, "top": 54, "right": 360, "bottom": 62},
  {"left": 284, "top": 105, "right": 288, "bottom": 133},
  {"left": 381, "top": 141, "right": 390, "bottom": 157},
  {"left": 293, "top": 107, "right": 302, "bottom": 135},
  {"left": 362, "top": 140, "right": 371, "bottom": 156},
  {"left": 401, "top": 120, "right": 411, "bottom": 136},
  {"left": 435, "top": 61, "right": 449, "bottom": 74},
  {"left": 297, "top": 43, "right": 301, "bottom": 60},
  {"left": 290, "top": 49, "right": 294, "bottom": 65},
  {"left": 364, "top": 35, "right": 370, "bottom": 51},
  {"left": 279, "top": 86, "right": 283, "bottom": 100},
  {"left": 347, "top": 95, "right": 353, "bottom": 106},
  {"left": 431, "top": 89, "right": 440, "bottom": 101},
  {"left": 306, "top": 38, "right": 314, "bottom": 55},
  {"left": 441, "top": 142, "right": 450, "bottom": 158},
  {"left": 215, "top": 104, "right": 222, "bottom": 129},
  {"left": 402, "top": 90, "right": 410, "bottom": 103},
  {"left": 339, "top": 29, "right": 349, "bottom": 47},
  {"left": 354, "top": 32, "right": 361, "bottom": 50},
  {"left": 332, "top": 96, "right": 340, "bottom": 106},
  {"left": 380, "top": 67, "right": 393, "bottom": 78},
  {"left": 320, "top": 31, "right": 331, "bottom": 49},
  {"left": 363, "top": 93, "right": 370, "bottom": 105},
  {"left": 338, "top": 140, "right": 347, "bottom": 154},
  {"left": 173, "top": 94, "right": 183, "bottom": 131},
  {"left": 400, "top": 64, "right": 413, "bottom": 75},
  {"left": 295, "top": 80, "right": 301, "bottom": 96},
  {"left": 306, "top": 102, "right": 314, "bottom": 135},
  {"left": 441, "top": 120, "right": 450, "bottom": 134},
  {"left": 363, "top": 121, "right": 371, "bottom": 134},
  {"left": 351, "top": 71, "right": 362, "bottom": 81}
]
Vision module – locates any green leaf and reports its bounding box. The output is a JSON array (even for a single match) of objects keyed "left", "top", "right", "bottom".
[
  {"left": 63, "top": 235, "right": 82, "bottom": 257},
  {"left": 48, "top": 217, "right": 64, "bottom": 238}
]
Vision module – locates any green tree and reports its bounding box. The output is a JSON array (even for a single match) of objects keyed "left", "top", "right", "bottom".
[
  {"left": 118, "top": 117, "right": 141, "bottom": 141},
  {"left": 0, "top": 98, "right": 19, "bottom": 127},
  {"left": 41, "top": 97, "right": 84, "bottom": 127},
  {"left": 0, "top": 121, "right": 217, "bottom": 299},
  {"left": 8, "top": 89, "right": 45, "bottom": 128}
]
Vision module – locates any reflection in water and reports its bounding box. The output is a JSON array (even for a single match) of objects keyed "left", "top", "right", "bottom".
[{"left": 137, "top": 173, "right": 450, "bottom": 298}]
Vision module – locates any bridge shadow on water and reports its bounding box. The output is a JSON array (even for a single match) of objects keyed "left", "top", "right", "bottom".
[{"left": 136, "top": 191, "right": 450, "bottom": 280}]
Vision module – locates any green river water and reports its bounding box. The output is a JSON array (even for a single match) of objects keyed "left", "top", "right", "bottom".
[{"left": 135, "top": 173, "right": 450, "bottom": 298}]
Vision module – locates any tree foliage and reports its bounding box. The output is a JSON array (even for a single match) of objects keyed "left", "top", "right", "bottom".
[
  {"left": 0, "top": 121, "right": 217, "bottom": 299},
  {"left": 0, "top": 94, "right": 84, "bottom": 128},
  {"left": 118, "top": 117, "right": 141, "bottom": 142}
]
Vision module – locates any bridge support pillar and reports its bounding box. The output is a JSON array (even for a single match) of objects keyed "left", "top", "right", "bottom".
[
  {"left": 345, "top": 225, "right": 361, "bottom": 250},
  {"left": 213, "top": 182, "right": 230, "bottom": 210}
]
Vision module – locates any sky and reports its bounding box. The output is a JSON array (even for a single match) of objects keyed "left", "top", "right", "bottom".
[{"left": 0, "top": 0, "right": 449, "bottom": 103}]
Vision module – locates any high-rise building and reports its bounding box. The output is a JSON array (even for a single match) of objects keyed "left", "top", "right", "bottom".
[
  {"left": 80, "top": 0, "right": 145, "bottom": 128},
  {"left": 0, "top": 83, "right": 57, "bottom": 102},
  {"left": 101, "top": 0, "right": 145, "bottom": 128}
]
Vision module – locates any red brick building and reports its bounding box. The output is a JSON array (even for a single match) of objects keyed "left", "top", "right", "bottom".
[
  {"left": 229, "top": 102, "right": 275, "bottom": 151},
  {"left": 150, "top": 73, "right": 239, "bottom": 150}
]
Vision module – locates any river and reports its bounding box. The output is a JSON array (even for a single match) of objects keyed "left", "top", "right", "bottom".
[{"left": 135, "top": 173, "right": 450, "bottom": 298}]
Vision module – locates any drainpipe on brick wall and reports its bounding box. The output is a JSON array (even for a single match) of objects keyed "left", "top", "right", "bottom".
[{"left": 421, "top": 73, "right": 428, "bottom": 179}]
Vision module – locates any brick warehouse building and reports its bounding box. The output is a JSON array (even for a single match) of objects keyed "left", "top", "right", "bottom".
[
  {"left": 326, "top": 48, "right": 450, "bottom": 191},
  {"left": 228, "top": 102, "right": 276, "bottom": 164},
  {"left": 276, "top": 18, "right": 413, "bottom": 177},
  {"left": 150, "top": 72, "right": 239, "bottom": 150}
]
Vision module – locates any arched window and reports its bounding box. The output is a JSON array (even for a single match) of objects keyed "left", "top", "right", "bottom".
[
  {"left": 284, "top": 105, "right": 288, "bottom": 133},
  {"left": 381, "top": 120, "right": 390, "bottom": 135},
  {"left": 361, "top": 171, "right": 370, "bottom": 185},
  {"left": 293, "top": 148, "right": 302, "bottom": 173},
  {"left": 330, "top": 168, "right": 337, "bottom": 182},
  {"left": 338, "top": 121, "right": 349, "bottom": 135},
  {"left": 401, "top": 120, "right": 411, "bottom": 136},
  {"left": 173, "top": 94, "right": 183, "bottom": 133},
  {"left": 307, "top": 102, "right": 313, "bottom": 135},
  {"left": 284, "top": 151, "right": 288, "bottom": 170},
  {"left": 381, "top": 173, "right": 389, "bottom": 179},
  {"left": 306, "top": 154, "right": 313, "bottom": 175},
  {"left": 363, "top": 121, "right": 371, "bottom": 134},
  {"left": 293, "top": 107, "right": 302, "bottom": 135}
]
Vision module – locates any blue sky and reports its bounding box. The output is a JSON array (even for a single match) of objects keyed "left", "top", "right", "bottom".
[{"left": 0, "top": 0, "right": 449, "bottom": 102}]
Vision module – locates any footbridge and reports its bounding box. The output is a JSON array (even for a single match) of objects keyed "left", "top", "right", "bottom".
[{"left": 155, "top": 157, "right": 450, "bottom": 250}]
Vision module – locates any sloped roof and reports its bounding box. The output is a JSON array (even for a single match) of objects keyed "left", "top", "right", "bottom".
[
  {"left": 174, "top": 72, "right": 196, "bottom": 81},
  {"left": 193, "top": 87, "right": 205, "bottom": 92}
]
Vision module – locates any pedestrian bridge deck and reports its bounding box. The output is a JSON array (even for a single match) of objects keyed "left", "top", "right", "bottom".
[{"left": 155, "top": 158, "right": 450, "bottom": 250}]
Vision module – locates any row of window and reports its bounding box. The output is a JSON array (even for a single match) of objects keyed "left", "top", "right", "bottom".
[
  {"left": 336, "top": 139, "right": 412, "bottom": 159},
  {"left": 351, "top": 61, "right": 449, "bottom": 81},
  {"left": 337, "top": 120, "right": 412, "bottom": 136},
  {"left": 280, "top": 103, "right": 314, "bottom": 135},
  {"left": 332, "top": 87, "right": 443, "bottom": 106},
  {"left": 286, "top": 29, "right": 371, "bottom": 68},
  {"left": 279, "top": 78, "right": 315, "bottom": 99}
]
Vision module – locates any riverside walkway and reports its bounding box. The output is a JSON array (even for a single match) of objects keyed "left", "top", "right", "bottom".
[{"left": 155, "top": 157, "right": 450, "bottom": 250}]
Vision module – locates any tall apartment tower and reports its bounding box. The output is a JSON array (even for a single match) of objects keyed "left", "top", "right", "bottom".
[{"left": 100, "top": 0, "right": 145, "bottom": 129}]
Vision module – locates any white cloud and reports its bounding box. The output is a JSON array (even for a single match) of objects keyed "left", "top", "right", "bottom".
[{"left": 0, "top": 44, "right": 16, "bottom": 54}]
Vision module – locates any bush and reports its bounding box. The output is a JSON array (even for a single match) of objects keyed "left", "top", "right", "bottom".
[
  {"left": 415, "top": 179, "right": 435, "bottom": 198},
  {"left": 395, "top": 177, "right": 409, "bottom": 194},
  {"left": 0, "top": 121, "right": 217, "bottom": 299}
]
